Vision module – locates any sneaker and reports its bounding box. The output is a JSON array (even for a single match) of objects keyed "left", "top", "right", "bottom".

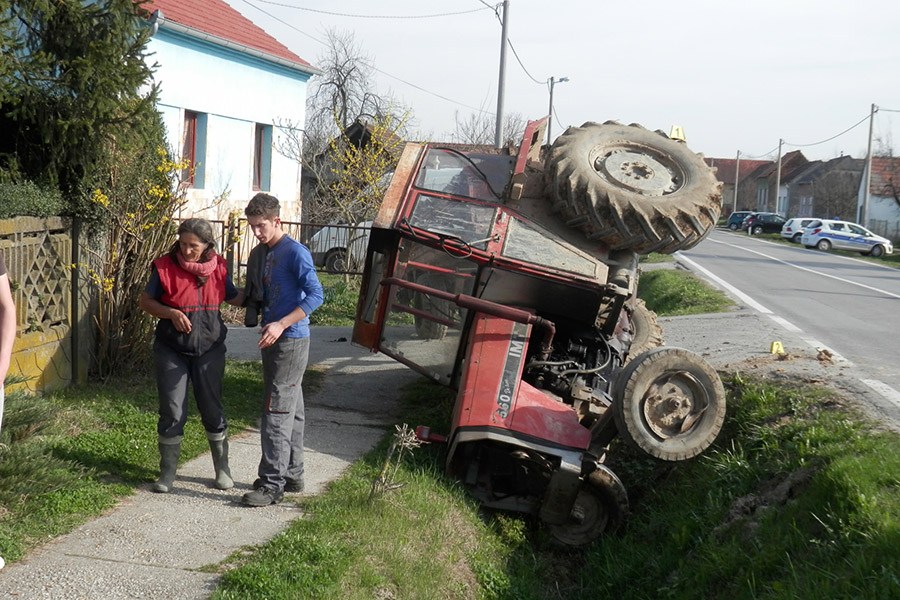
[
  {"left": 253, "top": 477, "right": 304, "bottom": 493},
  {"left": 242, "top": 487, "right": 283, "bottom": 507}
]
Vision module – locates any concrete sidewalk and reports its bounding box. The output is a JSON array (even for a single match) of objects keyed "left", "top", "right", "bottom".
[{"left": 0, "top": 326, "right": 416, "bottom": 599}]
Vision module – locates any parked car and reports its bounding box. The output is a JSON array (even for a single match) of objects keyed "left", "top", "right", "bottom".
[
  {"left": 800, "top": 219, "right": 894, "bottom": 257},
  {"left": 743, "top": 212, "right": 786, "bottom": 235},
  {"left": 308, "top": 221, "right": 373, "bottom": 273},
  {"left": 780, "top": 217, "right": 818, "bottom": 242},
  {"left": 725, "top": 211, "right": 753, "bottom": 230}
]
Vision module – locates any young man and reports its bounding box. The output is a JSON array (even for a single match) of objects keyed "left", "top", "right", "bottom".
[{"left": 242, "top": 193, "right": 324, "bottom": 507}]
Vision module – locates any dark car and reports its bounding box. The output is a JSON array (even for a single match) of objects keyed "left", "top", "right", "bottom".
[
  {"left": 743, "top": 212, "right": 786, "bottom": 235},
  {"left": 725, "top": 211, "right": 753, "bottom": 230}
]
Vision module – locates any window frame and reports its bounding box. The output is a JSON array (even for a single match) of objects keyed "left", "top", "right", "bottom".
[{"left": 253, "top": 123, "right": 273, "bottom": 192}]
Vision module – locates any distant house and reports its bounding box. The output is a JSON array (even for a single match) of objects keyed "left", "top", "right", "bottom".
[
  {"left": 858, "top": 157, "right": 900, "bottom": 241},
  {"left": 705, "top": 157, "right": 770, "bottom": 214},
  {"left": 142, "top": 0, "right": 318, "bottom": 220},
  {"left": 786, "top": 156, "right": 863, "bottom": 220}
]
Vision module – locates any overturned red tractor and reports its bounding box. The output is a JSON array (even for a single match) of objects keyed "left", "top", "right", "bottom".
[{"left": 352, "top": 118, "right": 726, "bottom": 545}]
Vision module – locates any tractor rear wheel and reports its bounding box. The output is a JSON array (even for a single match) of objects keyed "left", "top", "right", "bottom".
[
  {"left": 626, "top": 298, "right": 663, "bottom": 358},
  {"left": 547, "top": 121, "right": 722, "bottom": 254},
  {"left": 613, "top": 347, "right": 726, "bottom": 461},
  {"left": 546, "top": 466, "right": 628, "bottom": 547}
]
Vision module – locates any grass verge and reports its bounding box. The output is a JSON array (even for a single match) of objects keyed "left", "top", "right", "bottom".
[
  {"left": 212, "top": 375, "right": 900, "bottom": 599},
  {"left": 638, "top": 268, "right": 735, "bottom": 315}
]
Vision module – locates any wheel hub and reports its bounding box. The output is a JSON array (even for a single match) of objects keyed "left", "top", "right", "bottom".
[
  {"left": 642, "top": 372, "right": 708, "bottom": 439},
  {"left": 594, "top": 148, "right": 682, "bottom": 196}
]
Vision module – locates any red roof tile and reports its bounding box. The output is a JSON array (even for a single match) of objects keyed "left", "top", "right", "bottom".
[
  {"left": 870, "top": 156, "right": 900, "bottom": 195},
  {"left": 142, "top": 0, "right": 312, "bottom": 69},
  {"left": 705, "top": 158, "right": 771, "bottom": 185}
]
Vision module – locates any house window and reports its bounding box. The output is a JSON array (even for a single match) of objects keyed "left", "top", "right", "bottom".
[
  {"left": 756, "top": 182, "right": 768, "bottom": 211},
  {"left": 182, "top": 110, "right": 207, "bottom": 189},
  {"left": 799, "top": 195, "right": 813, "bottom": 218},
  {"left": 253, "top": 123, "right": 273, "bottom": 192}
]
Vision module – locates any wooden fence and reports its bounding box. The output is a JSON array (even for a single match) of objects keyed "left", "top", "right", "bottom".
[{"left": 0, "top": 216, "right": 87, "bottom": 392}]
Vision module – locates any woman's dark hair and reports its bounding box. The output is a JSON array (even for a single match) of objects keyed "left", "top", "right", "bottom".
[{"left": 167, "top": 218, "right": 217, "bottom": 261}]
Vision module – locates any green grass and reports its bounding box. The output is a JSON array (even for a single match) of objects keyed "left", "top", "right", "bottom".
[
  {"left": 0, "top": 362, "right": 267, "bottom": 561},
  {"left": 640, "top": 252, "right": 674, "bottom": 264},
  {"left": 638, "top": 268, "right": 735, "bottom": 315},
  {"left": 212, "top": 375, "right": 900, "bottom": 599},
  {"left": 311, "top": 274, "right": 361, "bottom": 326}
]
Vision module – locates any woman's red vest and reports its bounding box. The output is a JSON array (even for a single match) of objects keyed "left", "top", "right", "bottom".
[{"left": 152, "top": 254, "right": 228, "bottom": 356}]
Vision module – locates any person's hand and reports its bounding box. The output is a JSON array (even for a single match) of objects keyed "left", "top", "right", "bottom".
[
  {"left": 258, "top": 321, "right": 285, "bottom": 348},
  {"left": 170, "top": 310, "right": 192, "bottom": 333}
]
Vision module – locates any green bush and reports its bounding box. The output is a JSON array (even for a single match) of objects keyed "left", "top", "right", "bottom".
[{"left": 0, "top": 180, "right": 64, "bottom": 218}]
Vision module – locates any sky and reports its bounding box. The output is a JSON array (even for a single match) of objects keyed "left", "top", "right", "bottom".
[{"left": 223, "top": 0, "right": 900, "bottom": 162}]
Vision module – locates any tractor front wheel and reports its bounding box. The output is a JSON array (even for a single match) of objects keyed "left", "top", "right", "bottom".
[
  {"left": 546, "top": 466, "right": 628, "bottom": 547},
  {"left": 613, "top": 347, "right": 726, "bottom": 461}
]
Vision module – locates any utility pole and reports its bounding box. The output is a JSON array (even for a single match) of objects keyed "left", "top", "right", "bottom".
[
  {"left": 547, "top": 76, "right": 569, "bottom": 147},
  {"left": 494, "top": 0, "right": 510, "bottom": 148},
  {"left": 774, "top": 139, "right": 783, "bottom": 214},
  {"left": 732, "top": 150, "right": 741, "bottom": 213},
  {"left": 861, "top": 103, "right": 876, "bottom": 227}
]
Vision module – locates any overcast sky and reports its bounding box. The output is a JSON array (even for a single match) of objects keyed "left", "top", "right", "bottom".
[{"left": 224, "top": 0, "right": 900, "bottom": 162}]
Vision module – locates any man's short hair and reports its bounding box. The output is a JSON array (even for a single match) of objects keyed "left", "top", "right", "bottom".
[{"left": 245, "top": 193, "right": 280, "bottom": 220}]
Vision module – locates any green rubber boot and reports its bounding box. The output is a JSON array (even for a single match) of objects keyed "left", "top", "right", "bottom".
[
  {"left": 152, "top": 435, "right": 182, "bottom": 493},
  {"left": 207, "top": 430, "right": 234, "bottom": 490}
]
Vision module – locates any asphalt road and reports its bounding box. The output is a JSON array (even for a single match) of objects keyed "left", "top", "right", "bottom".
[{"left": 675, "top": 228, "right": 900, "bottom": 424}]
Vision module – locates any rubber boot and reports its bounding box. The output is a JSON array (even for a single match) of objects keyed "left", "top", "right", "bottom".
[
  {"left": 152, "top": 435, "right": 182, "bottom": 493},
  {"left": 207, "top": 430, "right": 234, "bottom": 490}
]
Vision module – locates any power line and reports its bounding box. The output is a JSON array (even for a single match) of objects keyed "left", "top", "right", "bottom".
[
  {"left": 552, "top": 104, "right": 565, "bottom": 135},
  {"left": 236, "top": 0, "right": 493, "bottom": 114},
  {"left": 373, "top": 67, "right": 495, "bottom": 115},
  {"left": 237, "top": 0, "right": 325, "bottom": 45},
  {"left": 249, "top": 0, "right": 492, "bottom": 19},
  {"left": 741, "top": 147, "right": 779, "bottom": 160},
  {"left": 477, "top": 1, "right": 501, "bottom": 12},
  {"left": 507, "top": 39, "right": 545, "bottom": 85},
  {"left": 482, "top": 1, "right": 545, "bottom": 86},
  {"left": 783, "top": 113, "right": 871, "bottom": 148}
]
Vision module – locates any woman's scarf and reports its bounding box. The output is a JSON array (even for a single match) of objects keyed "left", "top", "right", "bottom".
[{"left": 176, "top": 250, "right": 217, "bottom": 286}]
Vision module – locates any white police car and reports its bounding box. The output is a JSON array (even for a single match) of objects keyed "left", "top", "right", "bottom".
[{"left": 800, "top": 219, "right": 894, "bottom": 257}]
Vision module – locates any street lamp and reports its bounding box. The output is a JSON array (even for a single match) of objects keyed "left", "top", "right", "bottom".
[{"left": 547, "top": 76, "right": 569, "bottom": 147}]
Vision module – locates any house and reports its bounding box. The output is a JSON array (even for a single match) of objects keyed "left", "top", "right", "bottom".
[
  {"left": 705, "top": 157, "right": 770, "bottom": 215},
  {"left": 736, "top": 150, "right": 808, "bottom": 215},
  {"left": 858, "top": 157, "right": 900, "bottom": 241},
  {"left": 142, "top": 0, "right": 318, "bottom": 220},
  {"left": 786, "top": 156, "right": 863, "bottom": 220}
]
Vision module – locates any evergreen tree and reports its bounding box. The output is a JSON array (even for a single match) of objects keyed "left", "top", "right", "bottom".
[{"left": 0, "top": 0, "right": 158, "bottom": 213}]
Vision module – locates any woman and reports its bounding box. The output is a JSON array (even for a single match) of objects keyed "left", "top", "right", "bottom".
[{"left": 139, "top": 218, "right": 243, "bottom": 493}]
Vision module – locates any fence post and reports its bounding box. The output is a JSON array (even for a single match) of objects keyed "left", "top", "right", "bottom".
[{"left": 225, "top": 213, "right": 236, "bottom": 280}]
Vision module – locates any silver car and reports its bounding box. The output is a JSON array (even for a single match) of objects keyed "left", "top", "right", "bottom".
[
  {"left": 800, "top": 219, "right": 894, "bottom": 257},
  {"left": 780, "top": 217, "right": 818, "bottom": 243}
]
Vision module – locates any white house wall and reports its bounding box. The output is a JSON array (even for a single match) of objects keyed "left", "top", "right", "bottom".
[{"left": 146, "top": 27, "right": 311, "bottom": 221}]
